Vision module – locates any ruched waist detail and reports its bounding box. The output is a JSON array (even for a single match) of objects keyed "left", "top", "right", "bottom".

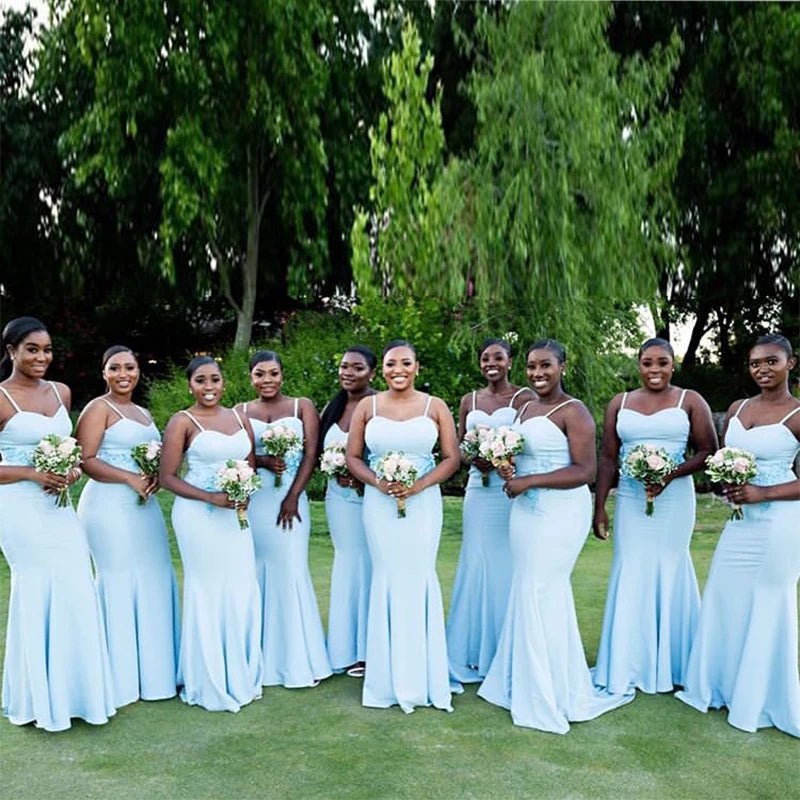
[{"left": 0, "top": 446, "right": 33, "bottom": 466}]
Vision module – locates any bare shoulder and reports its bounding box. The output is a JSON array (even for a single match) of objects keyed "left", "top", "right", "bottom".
[{"left": 298, "top": 396, "right": 318, "bottom": 415}]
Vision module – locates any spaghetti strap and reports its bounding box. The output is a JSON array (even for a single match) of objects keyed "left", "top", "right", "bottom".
[
  {"left": 472, "top": 391, "right": 477, "bottom": 412},
  {"left": 243, "top": 401, "right": 248, "bottom": 415},
  {"left": 101, "top": 398, "right": 125, "bottom": 419},
  {"left": 179, "top": 409, "right": 205, "bottom": 432},
  {"left": 733, "top": 399, "right": 749, "bottom": 419},
  {"left": 516, "top": 400, "right": 532, "bottom": 422},
  {"left": 292, "top": 398, "right": 298, "bottom": 418},
  {"left": 0, "top": 385, "right": 22, "bottom": 413},
  {"left": 135, "top": 404, "right": 153, "bottom": 423},
  {"left": 508, "top": 387, "right": 527, "bottom": 407},
  {"left": 232, "top": 409, "right": 245, "bottom": 430},
  {"left": 778, "top": 405, "right": 800, "bottom": 425},
  {"left": 620, "top": 392, "right": 628, "bottom": 410},
  {"left": 372, "top": 395, "right": 377, "bottom": 417},
  {"left": 423, "top": 395, "right": 433, "bottom": 417},
  {"left": 48, "top": 381, "right": 64, "bottom": 407},
  {"left": 545, "top": 398, "right": 577, "bottom": 418},
  {"left": 676, "top": 389, "right": 688, "bottom": 409}
]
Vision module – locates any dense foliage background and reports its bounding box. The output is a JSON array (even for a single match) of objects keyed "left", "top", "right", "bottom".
[{"left": 1, "top": 1, "right": 797, "bottom": 410}]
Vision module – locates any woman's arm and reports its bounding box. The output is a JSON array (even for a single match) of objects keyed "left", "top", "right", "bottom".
[
  {"left": 592, "top": 394, "right": 623, "bottom": 540},
  {"left": 76, "top": 399, "right": 152, "bottom": 499},
  {"left": 276, "top": 398, "right": 319, "bottom": 529},
  {"left": 405, "top": 397, "right": 461, "bottom": 495},
  {"left": 159, "top": 413, "right": 232, "bottom": 507},
  {"left": 345, "top": 396, "right": 376, "bottom": 487}
]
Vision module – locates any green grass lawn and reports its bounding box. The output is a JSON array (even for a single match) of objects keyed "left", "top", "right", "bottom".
[{"left": 1, "top": 494, "right": 797, "bottom": 800}]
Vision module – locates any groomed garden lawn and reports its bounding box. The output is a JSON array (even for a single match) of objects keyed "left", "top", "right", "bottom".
[{"left": 1, "top": 494, "right": 797, "bottom": 799}]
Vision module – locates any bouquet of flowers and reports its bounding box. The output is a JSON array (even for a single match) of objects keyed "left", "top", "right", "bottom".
[
  {"left": 31, "top": 434, "right": 82, "bottom": 508},
  {"left": 320, "top": 441, "right": 361, "bottom": 496},
  {"left": 215, "top": 459, "right": 262, "bottom": 529},
  {"left": 373, "top": 451, "right": 418, "bottom": 518},
  {"left": 705, "top": 447, "right": 758, "bottom": 520},
  {"left": 623, "top": 444, "right": 677, "bottom": 516},
  {"left": 460, "top": 425, "right": 494, "bottom": 486},
  {"left": 260, "top": 424, "right": 302, "bottom": 487},
  {"left": 131, "top": 439, "right": 162, "bottom": 505},
  {"left": 485, "top": 426, "right": 524, "bottom": 475}
]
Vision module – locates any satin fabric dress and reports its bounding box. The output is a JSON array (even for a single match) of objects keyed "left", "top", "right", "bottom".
[
  {"left": 677, "top": 402, "right": 800, "bottom": 737},
  {"left": 0, "top": 383, "right": 116, "bottom": 731},
  {"left": 592, "top": 390, "right": 700, "bottom": 694},
  {"left": 247, "top": 401, "right": 332, "bottom": 687},
  {"left": 77, "top": 399, "right": 179, "bottom": 706},
  {"left": 446, "top": 390, "right": 517, "bottom": 683},
  {"left": 323, "top": 422, "right": 371, "bottom": 672},
  {"left": 361, "top": 395, "right": 453, "bottom": 713},
  {"left": 171, "top": 410, "right": 263, "bottom": 711},
  {"left": 479, "top": 400, "right": 634, "bottom": 733}
]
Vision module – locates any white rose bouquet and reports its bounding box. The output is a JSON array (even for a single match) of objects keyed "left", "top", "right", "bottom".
[
  {"left": 460, "top": 425, "right": 494, "bottom": 486},
  {"left": 131, "top": 439, "right": 162, "bottom": 505},
  {"left": 260, "top": 423, "right": 302, "bottom": 487},
  {"left": 320, "top": 441, "right": 361, "bottom": 496},
  {"left": 31, "top": 433, "right": 82, "bottom": 508},
  {"left": 373, "top": 451, "right": 418, "bottom": 518},
  {"left": 624, "top": 444, "right": 677, "bottom": 516},
  {"left": 705, "top": 447, "right": 757, "bottom": 520},
  {"left": 485, "top": 426, "right": 524, "bottom": 476},
  {"left": 215, "top": 459, "right": 262, "bottom": 529}
]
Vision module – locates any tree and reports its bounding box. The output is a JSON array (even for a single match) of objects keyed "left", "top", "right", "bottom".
[{"left": 62, "top": 0, "right": 331, "bottom": 350}]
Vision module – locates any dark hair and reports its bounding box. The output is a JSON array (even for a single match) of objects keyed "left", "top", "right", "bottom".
[
  {"left": 185, "top": 355, "right": 219, "bottom": 380},
  {"left": 0, "top": 316, "right": 49, "bottom": 381},
  {"left": 527, "top": 338, "right": 567, "bottom": 364},
  {"left": 752, "top": 334, "right": 793, "bottom": 359},
  {"left": 249, "top": 350, "right": 282, "bottom": 371},
  {"left": 382, "top": 339, "right": 416, "bottom": 359},
  {"left": 101, "top": 345, "right": 136, "bottom": 370},
  {"left": 638, "top": 337, "right": 674, "bottom": 359},
  {"left": 478, "top": 338, "right": 512, "bottom": 360},
  {"left": 318, "top": 346, "right": 378, "bottom": 453}
]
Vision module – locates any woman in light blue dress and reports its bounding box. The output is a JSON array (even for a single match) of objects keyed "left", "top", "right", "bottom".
[
  {"left": 0, "top": 316, "right": 116, "bottom": 731},
  {"left": 592, "top": 338, "right": 717, "bottom": 695},
  {"left": 479, "top": 339, "right": 634, "bottom": 733},
  {"left": 319, "top": 346, "right": 377, "bottom": 676},
  {"left": 76, "top": 345, "right": 178, "bottom": 707},
  {"left": 160, "top": 356, "right": 262, "bottom": 712},
  {"left": 238, "top": 351, "right": 332, "bottom": 688},
  {"left": 447, "top": 338, "right": 530, "bottom": 683},
  {"left": 677, "top": 334, "right": 800, "bottom": 737},
  {"left": 346, "top": 340, "right": 461, "bottom": 713}
]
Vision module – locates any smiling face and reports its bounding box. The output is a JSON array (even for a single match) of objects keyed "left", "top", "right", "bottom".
[
  {"left": 382, "top": 346, "right": 418, "bottom": 392},
  {"left": 189, "top": 362, "right": 224, "bottom": 408},
  {"left": 748, "top": 343, "right": 796, "bottom": 391},
  {"left": 103, "top": 351, "right": 139, "bottom": 396},
  {"left": 638, "top": 345, "right": 673, "bottom": 392},
  {"left": 8, "top": 329, "right": 52, "bottom": 380},
  {"left": 250, "top": 360, "right": 283, "bottom": 400},
  {"left": 526, "top": 348, "right": 564, "bottom": 397},
  {"left": 339, "top": 351, "right": 374, "bottom": 395},
  {"left": 480, "top": 344, "right": 511, "bottom": 385}
]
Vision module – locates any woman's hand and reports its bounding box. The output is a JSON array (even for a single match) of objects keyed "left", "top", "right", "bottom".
[
  {"left": 335, "top": 472, "right": 363, "bottom": 492},
  {"left": 593, "top": 508, "right": 610, "bottom": 541},
  {"left": 496, "top": 457, "right": 516, "bottom": 481},
  {"left": 263, "top": 456, "right": 286, "bottom": 476},
  {"left": 502, "top": 476, "right": 525, "bottom": 499},
  {"left": 645, "top": 472, "right": 674, "bottom": 500},
  {"left": 723, "top": 483, "right": 764, "bottom": 505},
  {"left": 472, "top": 456, "right": 493, "bottom": 475},
  {"left": 125, "top": 472, "right": 157, "bottom": 501},
  {"left": 207, "top": 491, "right": 235, "bottom": 509},
  {"left": 35, "top": 470, "right": 68, "bottom": 495},
  {"left": 277, "top": 493, "right": 302, "bottom": 530},
  {"left": 384, "top": 480, "right": 417, "bottom": 501}
]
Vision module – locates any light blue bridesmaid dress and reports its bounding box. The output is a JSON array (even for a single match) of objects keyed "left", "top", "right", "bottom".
[
  {"left": 77, "top": 399, "right": 179, "bottom": 707},
  {"left": 323, "top": 422, "right": 371, "bottom": 672},
  {"left": 171, "top": 410, "right": 262, "bottom": 711},
  {"left": 592, "top": 389, "right": 700, "bottom": 694},
  {"left": 478, "top": 400, "right": 634, "bottom": 733},
  {"left": 677, "top": 401, "right": 800, "bottom": 737},
  {"left": 247, "top": 400, "right": 332, "bottom": 687},
  {"left": 0, "top": 383, "right": 116, "bottom": 731},
  {"left": 446, "top": 390, "right": 520, "bottom": 683},
  {"left": 361, "top": 395, "right": 453, "bottom": 713}
]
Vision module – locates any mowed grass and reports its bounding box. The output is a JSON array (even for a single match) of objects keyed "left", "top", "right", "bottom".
[{"left": 1, "top": 493, "right": 798, "bottom": 800}]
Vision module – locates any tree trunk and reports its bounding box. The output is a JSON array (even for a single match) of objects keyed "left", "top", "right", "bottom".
[
  {"left": 681, "top": 302, "right": 711, "bottom": 368},
  {"left": 233, "top": 145, "right": 260, "bottom": 351}
]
